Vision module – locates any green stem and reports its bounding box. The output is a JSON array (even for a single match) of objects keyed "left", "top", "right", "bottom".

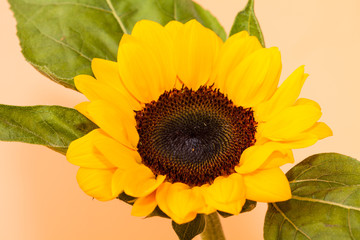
[{"left": 201, "top": 212, "right": 226, "bottom": 240}]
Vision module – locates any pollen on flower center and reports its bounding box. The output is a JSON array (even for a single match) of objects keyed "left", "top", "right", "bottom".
[{"left": 135, "top": 86, "right": 257, "bottom": 186}]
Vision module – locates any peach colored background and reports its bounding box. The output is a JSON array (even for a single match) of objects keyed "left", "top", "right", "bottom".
[{"left": 1, "top": 0, "right": 360, "bottom": 239}]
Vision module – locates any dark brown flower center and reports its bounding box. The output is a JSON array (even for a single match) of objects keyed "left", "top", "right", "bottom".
[{"left": 135, "top": 86, "right": 257, "bottom": 187}]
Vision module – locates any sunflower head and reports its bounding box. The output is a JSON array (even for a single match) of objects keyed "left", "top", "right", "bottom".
[
  {"left": 136, "top": 85, "right": 257, "bottom": 187},
  {"left": 67, "top": 19, "right": 332, "bottom": 224}
]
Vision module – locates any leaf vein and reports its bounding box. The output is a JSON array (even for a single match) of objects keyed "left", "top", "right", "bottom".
[
  {"left": 29, "top": 23, "right": 92, "bottom": 62},
  {"left": 292, "top": 195, "right": 360, "bottom": 212},
  {"left": 105, "top": 0, "right": 128, "bottom": 34},
  {"left": 39, "top": 117, "right": 67, "bottom": 146},
  {"left": 0, "top": 114, "right": 56, "bottom": 147},
  {"left": 272, "top": 203, "right": 312, "bottom": 239},
  {"left": 348, "top": 209, "right": 355, "bottom": 240},
  {"left": 174, "top": 0, "right": 178, "bottom": 21},
  {"left": 278, "top": 218, "right": 285, "bottom": 240},
  {"left": 289, "top": 179, "right": 347, "bottom": 185},
  {"left": 341, "top": 188, "right": 359, "bottom": 205},
  {"left": 22, "top": 1, "right": 112, "bottom": 13},
  {"left": 293, "top": 164, "right": 322, "bottom": 180}
]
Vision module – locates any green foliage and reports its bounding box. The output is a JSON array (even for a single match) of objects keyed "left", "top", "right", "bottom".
[
  {"left": 0, "top": 104, "right": 97, "bottom": 154},
  {"left": 8, "top": 0, "right": 226, "bottom": 90},
  {"left": 264, "top": 153, "right": 360, "bottom": 240},
  {"left": 172, "top": 214, "right": 206, "bottom": 240},
  {"left": 229, "top": 0, "right": 265, "bottom": 47}
]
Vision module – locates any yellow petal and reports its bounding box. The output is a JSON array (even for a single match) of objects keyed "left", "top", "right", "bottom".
[
  {"left": 123, "top": 165, "right": 165, "bottom": 198},
  {"left": 117, "top": 33, "right": 175, "bottom": 103},
  {"left": 75, "top": 74, "right": 140, "bottom": 111},
  {"left": 294, "top": 98, "right": 320, "bottom": 109},
  {"left": 259, "top": 149, "right": 294, "bottom": 170},
  {"left": 273, "top": 135, "right": 318, "bottom": 149},
  {"left": 258, "top": 104, "right": 322, "bottom": 141},
  {"left": 86, "top": 100, "right": 139, "bottom": 148},
  {"left": 273, "top": 121, "right": 332, "bottom": 149},
  {"left": 67, "top": 129, "right": 115, "bottom": 169},
  {"left": 131, "top": 20, "right": 174, "bottom": 59},
  {"left": 174, "top": 19, "right": 223, "bottom": 89},
  {"left": 235, "top": 142, "right": 293, "bottom": 174},
  {"left": 156, "top": 182, "right": 205, "bottom": 224},
  {"left": 204, "top": 173, "right": 246, "bottom": 214},
  {"left": 76, "top": 167, "right": 116, "bottom": 201},
  {"left": 254, "top": 66, "right": 308, "bottom": 122},
  {"left": 74, "top": 75, "right": 99, "bottom": 100},
  {"left": 94, "top": 133, "right": 141, "bottom": 168},
  {"left": 225, "top": 47, "right": 281, "bottom": 108},
  {"left": 91, "top": 58, "right": 142, "bottom": 110},
  {"left": 165, "top": 21, "right": 184, "bottom": 90},
  {"left": 131, "top": 191, "right": 157, "bottom": 217},
  {"left": 305, "top": 122, "right": 333, "bottom": 140},
  {"left": 211, "top": 31, "right": 262, "bottom": 89},
  {"left": 132, "top": 20, "right": 177, "bottom": 94},
  {"left": 165, "top": 21, "right": 184, "bottom": 40},
  {"left": 198, "top": 204, "right": 217, "bottom": 215},
  {"left": 91, "top": 58, "right": 121, "bottom": 88},
  {"left": 261, "top": 102, "right": 332, "bottom": 148},
  {"left": 111, "top": 168, "right": 127, "bottom": 197},
  {"left": 243, "top": 167, "right": 291, "bottom": 202}
]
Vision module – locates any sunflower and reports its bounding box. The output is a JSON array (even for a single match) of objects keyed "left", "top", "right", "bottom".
[{"left": 66, "top": 19, "right": 332, "bottom": 224}]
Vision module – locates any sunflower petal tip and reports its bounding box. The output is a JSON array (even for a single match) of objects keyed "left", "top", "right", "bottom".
[
  {"left": 134, "top": 19, "right": 162, "bottom": 29},
  {"left": 187, "top": 18, "right": 199, "bottom": 24},
  {"left": 241, "top": 30, "right": 250, "bottom": 36},
  {"left": 91, "top": 58, "right": 108, "bottom": 70},
  {"left": 74, "top": 101, "right": 89, "bottom": 114},
  {"left": 268, "top": 46, "right": 280, "bottom": 52},
  {"left": 91, "top": 57, "right": 101, "bottom": 64},
  {"left": 74, "top": 75, "right": 90, "bottom": 85},
  {"left": 165, "top": 20, "right": 184, "bottom": 27},
  {"left": 65, "top": 142, "right": 75, "bottom": 159},
  {"left": 321, "top": 122, "right": 334, "bottom": 138},
  {"left": 118, "top": 34, "right": 134, "bottom": 47}
]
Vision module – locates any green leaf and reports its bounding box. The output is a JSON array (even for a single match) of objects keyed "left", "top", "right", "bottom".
[
  {"left": 264, "top": 153, "right": 360, "bottom": 240},
  {"left": 229, "top": 0, "right": 265, "bottom": 47},
  {"left": 172, "top": 214, "right": 205, "bottom": 240},
  {"left": 0, "top": 104, "right": 97, "bottom": 154},
  {"left": 9, "top": 0, "right": 226, "bottom": 90}
]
